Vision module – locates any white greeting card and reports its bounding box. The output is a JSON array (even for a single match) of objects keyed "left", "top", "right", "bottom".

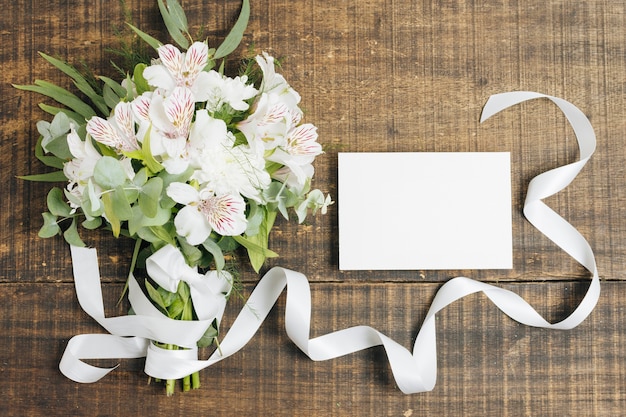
[{"left": 338, "top": 152, "right": 512, "bottom": 270}]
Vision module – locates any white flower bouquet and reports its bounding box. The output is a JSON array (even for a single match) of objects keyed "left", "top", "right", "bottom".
[{"left": 16, "top": 0, "right": 330, "bottom": 394}]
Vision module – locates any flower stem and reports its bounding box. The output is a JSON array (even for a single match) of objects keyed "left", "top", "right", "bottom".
[
  {"left": 165, "top": 344, "right": 176, "bottom": 396},
  {"left": 192, "top": 371, "right": 200, "bottom": 389}
]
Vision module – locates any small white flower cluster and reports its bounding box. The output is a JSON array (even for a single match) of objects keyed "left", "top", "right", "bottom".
[{"left": 61, "top": 42, "right": 330, "bottom": 249}]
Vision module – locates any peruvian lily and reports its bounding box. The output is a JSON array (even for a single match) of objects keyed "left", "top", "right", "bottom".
[
  {"left": 63, "top": 126, "right": 102, "bottom": 208},
  {"left": 86, "top": 101, "right": 140, "bottom": 153},
  {"left": 148, "top": 87, "right": 195, "bottom": 172},
  {"left": 143, "top": 42, "right": 213, "bottom": 101},
  {"left": 166, "top": 182, "right": 247, "bottom": 245},
  {"left": 267, "top": 123, "right": 323, "bottom": 186},
  {"left": 255, "top": 52, "right": 301, "bottom": 109}
]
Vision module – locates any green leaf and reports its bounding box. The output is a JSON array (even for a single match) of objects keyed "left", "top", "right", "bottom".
[
  {"left": 18, "top": 171, "right": 67, "bottom": 182},
  {"left": 158, "top": 0, "right": 190, "bottom": 49},
  {"left": 43, "top": 133, "right": 73, "bottom": 161},
  {"left": 123, "top": 128, "right": 164, "bottom": 174},
  {"left": 63, "top": 218, "right": 86, "bottom": 247},
  {"left": 99, "top": 76, "right": 127, "bottom": 98},
  {"left": 93, "top": 156, "right": 128, "bottom": 189},
  {"left": 196, "top": 322, "right": 219, "bottom": 348},
  {"left": 233, "top": 234, "right": 278, "bottom": 273},
  {"left": 39, "top": 212, "right": 60, "bottom": 238},
  {"left": 111, "top": 186, "right": 133, "bottom": 220},
  {"left": 101, "top": 192, "right": 121, "bottom": 237},
  {"left": 148, "top": 225, "right": 177, "bottom": 246},
  {"left": 133, "top": 63, "right": 150, "bottom": 95},
  {"left": 177, "top": 280, "right": 190, "bottom": 302},
  {"left": 145, "top": 279, "right": 168, "bottom": 311},
  {"left": 138, "top": 177, "right": 163, "bottom": 218},
  {"left": 14, "top": 81, "right": 95, "bottom": 120},
  {"left": 167, "top": 0, "right": 188, "bottom": 34},
  {"left": 35, "top": 137, "right": 66, "bottom": 170},
  {"left": 126, "top": 23, "right": 163, "bottom": 50},
  {"left": 47, "top": 187, "right": 71, "bottom": 217},
  {"left": 178, "top": 236, "right": 203, "bottom": 265},
  {"left": 167, "top": 297, "right": 185, "bottom": 319},
  {"left": 82, "top": 217, "right": 102, "bottom": 230},
  {"left": 38, "top": 103, "right": 84, "bottom": 124},
  {"left": 128, "top": 204, "right": 170, "bottom": 236},
  {"left": 214, "top": 0, "right": 250, "bottom": 59},
  {"left": 202, "top": 238, "right": 225, "bottom": 271},
  {"left": 38, "top": 52, "right": 109, "bottom": 115},
  {"left": 102, "top": 84, "right": 122, "bottom": 109}
]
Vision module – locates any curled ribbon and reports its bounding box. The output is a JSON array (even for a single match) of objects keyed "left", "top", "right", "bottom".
[{"left": 59, "top": 91, "right": 599, "bottom": 393}]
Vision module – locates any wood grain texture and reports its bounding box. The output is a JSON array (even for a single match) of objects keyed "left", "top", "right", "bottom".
[{"left": 1, "top": 0, "right": 625, "bottom": 415}]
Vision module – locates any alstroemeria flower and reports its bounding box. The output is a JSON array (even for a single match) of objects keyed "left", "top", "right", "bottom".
[
  {"left": 86, "top": 101, "right": 140, "bottom": 152},
  {"left": 143, "top": 42, "right": 213, "bottom": 101},
  {"left": 255, "top": 52, "right": 301, "bottom": 109},
  {"left": 148, "top": 87, "right": 194, "bottom": 171},
  {"left": 64, "top": 126, "right": 102, "bottom": 206},
  {"left": 167, "top": 182, "right": 247, "bottom": 244},
  {"left": 267, "top": 123, "right": 323, "bottom": 186}
]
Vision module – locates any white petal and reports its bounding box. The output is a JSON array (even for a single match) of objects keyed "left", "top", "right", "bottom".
[
  {"left": 174, "top": 205, "right": 212, "bottom": 245},
  {"left": 184, "top": 42, "right": 209, "bottom": 79},
  {"left": 158, "top": 44, "right": 184, "bottom": 78},
  {"left": 202, "top": 194, "right": 247, "bottom": 236},
  {"left": 86, "top": 117, "right": 120, "bottom": 148},
  {"left": 166, "top": 182, "right": 200, "bottom": 205},
  {"left": 165, "top": 87, "right": 194, "bottom": 134},
  {"left": 66, "top": 128, "right": 86, "bottom": 159},
  {"left": 143, "top": 65, "right": 176, "bottom": 92}
]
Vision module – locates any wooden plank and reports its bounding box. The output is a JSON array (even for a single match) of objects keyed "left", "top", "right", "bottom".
[
  {"left": 1, "top": 280, "right": 623, "bottom": 416},
  {"left": 1, "top": 0, "right": 625, "bottom": 416}
]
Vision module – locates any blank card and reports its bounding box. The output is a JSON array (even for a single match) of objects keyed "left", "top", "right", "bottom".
[{"left": 338, "top": 152, "right": 512, "bottom": 270}]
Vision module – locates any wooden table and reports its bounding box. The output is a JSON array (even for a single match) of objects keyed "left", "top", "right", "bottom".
[{"left": 2, "top": 0, "right": 625, "bottom": 415}]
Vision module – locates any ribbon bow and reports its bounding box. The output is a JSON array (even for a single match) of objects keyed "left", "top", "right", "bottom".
[{"left": 146, "top": 244, "right": 232, "bottom": 322}]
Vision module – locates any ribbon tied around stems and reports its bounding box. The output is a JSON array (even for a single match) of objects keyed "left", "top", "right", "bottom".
[{"left": 59, "top": 91, "right": 600, "bottom": 393}]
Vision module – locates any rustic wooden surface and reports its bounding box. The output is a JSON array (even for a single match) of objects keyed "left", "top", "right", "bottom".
[{"left": 1, "top": 0, "right": 625, "bottom": 415}]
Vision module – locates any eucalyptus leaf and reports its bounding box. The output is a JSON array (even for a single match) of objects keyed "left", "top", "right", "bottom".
[
  {"left": 94, "top": 156, "right": 128, "bottom": 189},
  {"left": 47, "top": 187, "right": 71, "bottom": 217},
  {"left": 43, "top": 133, "right": 73, "bottom": 161},
  {"left": 63, "top": 218, "right": 86, "bottom": 247},
  {"left": 128, "top": 204, "right": 170, "bottom": 236},
  {"left": 178, "top": 236, "right": 203, "bottom": 266},
  {"left": 82, "top": 217, "right": 102, "bottom": 230},
  {"left": 139, "top": 177, "right": 163, "bottom": 218},
  {"left": 111, "top": 185, "right": 133, "bottom": 220},
  {"left": 39, "top": 212, "right": 60, "bottom": 238}
]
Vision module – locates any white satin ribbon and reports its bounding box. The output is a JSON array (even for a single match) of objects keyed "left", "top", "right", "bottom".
[{"left": 59, "top": 91, "right": 599, "bottom": 393}]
